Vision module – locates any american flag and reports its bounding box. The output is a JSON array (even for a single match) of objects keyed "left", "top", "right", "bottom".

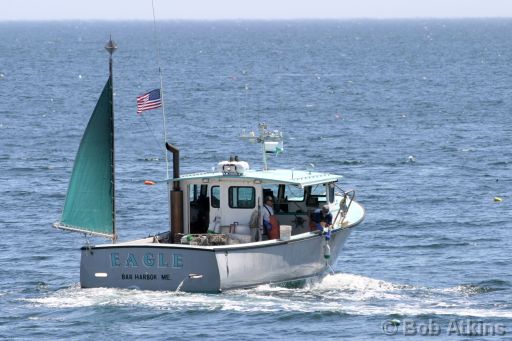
[{"left": 136, "top": 89, "right": 162, "bottom": 114}]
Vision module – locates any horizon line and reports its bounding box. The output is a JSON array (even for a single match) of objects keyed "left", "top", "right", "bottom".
[{"left": 2, "top": 16, "right": 512, "bottom": 22}]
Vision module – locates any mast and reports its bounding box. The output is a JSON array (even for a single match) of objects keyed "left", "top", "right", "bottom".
[
  {"left": 240, "top": 123, "right": 284, "bottom": 171},
  {"left": 54, "top": 38, "right": 119, "bottom": 240},
  {"left": 150, "top": 1, "right": 179, "bottom": 241},
  {"left": 105, "top": 37, "right": 118, "bottom": 242}
]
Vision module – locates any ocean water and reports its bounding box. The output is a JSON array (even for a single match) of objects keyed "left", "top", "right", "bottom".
[{"left": 1, "top": 20, "right": 512, "bottom": 340}]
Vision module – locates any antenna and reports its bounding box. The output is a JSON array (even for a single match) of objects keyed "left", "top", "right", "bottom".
[
  {"left": 151, "top": 0, "right": 170, "bottom": 179},
  {"left": 240, "top": 123, "right": 284, "bottom": 171}
]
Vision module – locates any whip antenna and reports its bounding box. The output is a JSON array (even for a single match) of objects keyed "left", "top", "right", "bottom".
[{"left": 151, "top": 0, "right": 170, "bottom": 179}]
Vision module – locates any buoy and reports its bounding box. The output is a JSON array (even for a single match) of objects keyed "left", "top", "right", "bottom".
[
  {"left": 323, "top": 244, "right": 331, "bottom": 259},
  {"left": 494, "top": 197, "right": 503, "bottom": 202},
  {"left": 144, "top": 180, "right": 156, "bottom": 185}
]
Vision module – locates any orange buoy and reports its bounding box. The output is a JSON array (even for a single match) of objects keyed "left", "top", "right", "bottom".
[{"left": 144, "top": 180, "right": 156, "bottom": 185}]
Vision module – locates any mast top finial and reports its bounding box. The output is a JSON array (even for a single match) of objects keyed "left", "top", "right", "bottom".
[{"left": 105, "top": 36, "right": 118, "bottom": 55}]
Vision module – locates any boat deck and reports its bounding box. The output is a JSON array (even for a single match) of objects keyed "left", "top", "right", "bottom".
[{"left": 111, "top": 200, "right": 365, "bottom": 249}]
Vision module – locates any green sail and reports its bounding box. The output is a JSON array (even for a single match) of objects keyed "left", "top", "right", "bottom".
[{"left": 56, "top": 78, "right": 115, "bottom": 239}]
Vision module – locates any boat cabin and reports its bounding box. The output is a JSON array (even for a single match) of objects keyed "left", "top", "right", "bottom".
[{"left": 172, "top": 160, "right": 342, "bottom": 244}]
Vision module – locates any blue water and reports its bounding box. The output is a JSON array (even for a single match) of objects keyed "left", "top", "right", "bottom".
[{"left": 1, "top": 20, "right": 512, "bottom": 340}]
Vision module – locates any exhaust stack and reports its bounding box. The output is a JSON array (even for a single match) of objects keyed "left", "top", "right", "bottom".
[{"left": 166, "top": 143, "right": 182, "bottom": 242}]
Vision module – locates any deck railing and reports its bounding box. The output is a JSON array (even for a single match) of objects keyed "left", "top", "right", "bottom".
[{"left": 333, "top": 186, "right": 356, "bottom": 227}]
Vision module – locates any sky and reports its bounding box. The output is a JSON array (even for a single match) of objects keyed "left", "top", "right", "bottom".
[{"left": 2, "top": 0, "right": 512, "bottom": 21}]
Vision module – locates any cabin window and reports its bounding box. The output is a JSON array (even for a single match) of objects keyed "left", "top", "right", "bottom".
[
  {"left": 189, "top": 184, "right": 208, "bottom": 202},
  {"left": 228, "top": 186, "right": 255, "bottom": 209},
  {"left": 310, "top": 184, "right": 326, "bottom": 197},
  {"left": 285, "top": 185, "right": 305, "bottom": 202},
  {"left": 263, "top": 185, "right": 286, "bottom": 213},
  {"left": 189, "top": 184, "right": 198, "bottom": 202},
  {"left": 305, "top": 184, "right": 327, "bottom": 207},
  {"left": 310, "top": 184, "right": 327, "bottom": 202},
  {"left": 211, "top": 186, "right": 220, "bottom": 208},
  {"left": 262, "top": 185, "right": 279, "bottom": 201}
]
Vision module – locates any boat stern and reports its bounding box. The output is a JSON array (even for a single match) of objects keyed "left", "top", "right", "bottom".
[{"left": 80, "top": 245, "right": 222, "bottom": 292}]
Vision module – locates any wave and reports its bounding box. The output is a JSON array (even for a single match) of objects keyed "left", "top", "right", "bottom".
[
  {"left": 443, "top": 279, "right": 511, "bottom": 296},
  {"left": 22, "top": 273, "right": 512, "bottom": 319},
  {"left": 8, "top": 167, "right": 37, "bottom": 173},
  {"left": 487, "top": 160, "right": 512, "bottom": 167},
  {"left": 334, "top": 159, "right": 365, "bottom": 166},
  {"left": 395, "top": 242, "right": 471, "bottom": 249},
  {"left": 137, "top": 157, "right": 161, "bottom": 162}
]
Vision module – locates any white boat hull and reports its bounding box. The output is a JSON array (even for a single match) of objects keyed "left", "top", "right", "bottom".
[{"left": 80, "top": 226, "right": 355, "bottom": 292}]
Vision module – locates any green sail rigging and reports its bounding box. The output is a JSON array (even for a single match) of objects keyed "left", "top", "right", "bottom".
[{"left": 55, "top": 77, "right": 115, "bottom": 239}]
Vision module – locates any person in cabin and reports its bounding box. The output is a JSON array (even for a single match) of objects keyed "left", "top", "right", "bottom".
[
  {"left": 262, "top": 196, "right": 274, "bottom": 239},
  {"left": 262, "top": 196, "right": 280, "bottom": 240},
  {"left": 196, "top": 193, "right": 210, "bottom": 233},
  {"left": 311, "top": 204, "right": 333, "bottom": 239}
]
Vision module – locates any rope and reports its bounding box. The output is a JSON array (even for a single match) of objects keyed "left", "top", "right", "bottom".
[{"left": 139, "top": 113, "right": 165, "bottom": 154}]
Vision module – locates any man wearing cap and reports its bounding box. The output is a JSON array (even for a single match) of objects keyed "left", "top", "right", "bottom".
[{"left": 312, "top": 204, "right": 333, "bottom": 239}]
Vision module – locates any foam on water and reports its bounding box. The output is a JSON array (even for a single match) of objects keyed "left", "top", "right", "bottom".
[
  {"left": 23, "top": 273, "right": 512, "bottom": 319},
  {"left": 3, "top": 20, "right": 512, "bottom": 338}
]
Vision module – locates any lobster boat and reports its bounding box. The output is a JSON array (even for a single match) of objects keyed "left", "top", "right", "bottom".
[{"left": 54, "top": 39, "right": 365, "bottom": 292}]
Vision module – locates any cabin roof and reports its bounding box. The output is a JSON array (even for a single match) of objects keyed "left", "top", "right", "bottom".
[{"left": 167, "top": 169, "right": 342, "bottom": 188}]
